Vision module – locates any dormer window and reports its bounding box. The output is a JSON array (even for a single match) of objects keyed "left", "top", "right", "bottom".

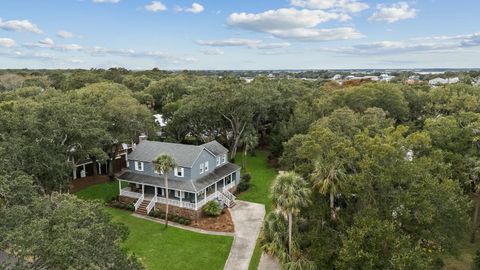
[
  {"left": 204, "top": 161, "right": 209, "bottom": 172},
  {"left": 199, "top": 163, "right": 204, "bottom": 174},
  {"left": 174, "top": 167, "right": 184, "bottom": 177},
  {"left": 134, "top": 161, "right": 144, "bottom": 171},
  {"left": 216, "top": 157, "right": 220, "bottom": 166},
  {"left": 222, "top": 154, "right": 227, "bottom": 164}
]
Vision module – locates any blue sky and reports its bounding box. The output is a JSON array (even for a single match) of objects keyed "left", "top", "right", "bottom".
[{"left": 0, "top": 0, "right": 479, "bottom": 69}]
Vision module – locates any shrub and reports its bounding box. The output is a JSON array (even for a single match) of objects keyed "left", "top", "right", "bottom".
[
  {"left": 236, "top": 180, "right": 250, "bottom": 193},
  {"left": 183, "top": 218, "right": 192, "bottom": 225},
  {"left": 473, "top": 249, "right": 480, "bottom": 270},
  {"left": 242, "top": 173, "right": 251, "bottom": 182},
  {"left": 203, "top": 200, "right": 223, "bottom": 217}
]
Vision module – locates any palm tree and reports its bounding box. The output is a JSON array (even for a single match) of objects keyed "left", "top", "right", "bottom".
[
  {"left": 312, "top": 158, "right": 346, "bottom": 220},
  {"left": 241, "top": 132, "right": 258, "bottom": 170},
  {"left": 271, "top": 172, "right": 311, "bottom": 256},
  {"left": 153, "top": 154, "right": 177, "bottom": 228}
]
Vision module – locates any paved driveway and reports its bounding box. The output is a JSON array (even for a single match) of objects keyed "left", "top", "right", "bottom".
[{"left": 224, "top": 200, "right": 265, "bottom": 270}]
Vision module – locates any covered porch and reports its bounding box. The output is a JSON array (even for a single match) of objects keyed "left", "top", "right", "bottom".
[{"left": 118, "top": 172, "right": 237, "bottom": 212}]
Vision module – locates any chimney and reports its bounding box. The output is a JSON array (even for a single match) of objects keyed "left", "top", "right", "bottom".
[{"left": 139, "top": 133, "right": 148, "bottom": 144}]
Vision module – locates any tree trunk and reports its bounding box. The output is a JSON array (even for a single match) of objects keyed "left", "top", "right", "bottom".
[
  {"left": 471, "top": 196, "right": 480, "bottom": 243},
  {"left": 90, "top": 157, "right": 98, "bottom": 176},
  {"left": 108, "top": 145, "right": 119, "bottom": 179},
  {"left": 243, "top": 147, "right": 247, "bottom": 170},
  {"left": 288, "top": 212, "right": 293, "bottom": 256},
  {"left": 330, "top": 192, "right": 336, "bottom": 220},
  {"left": 230, "top": 135, "right": 241, "bottom": 161},
  {"left": 165, "top": 174, "right": 169, "bottom": 228}
]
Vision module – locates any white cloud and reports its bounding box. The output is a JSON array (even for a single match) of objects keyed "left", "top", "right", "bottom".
[
  {"left": 369, "top": 2, "right": 417, "bottom": 23},
  {"left": 290, "top": 0, "right": 368, "bottom": 13},
  {"left": 57, "top": 30, "right": 75, "bottom": 39},
  {"left": 321, "top": 32, "right": 480, "bottom": 55},
  {"left": 227, "top": 8, "right": 362, "bottom": 41},
  {"left": 145, "top": 1, "right": 167, "bottom": 12},
  {"left": 0, "top": 18, "right": 42, "bottom": 34},
  {"left": 24, "top": 38, "right": 83, "bottom": 52},
  {"left": 196, "top": 38, "right": 291, "bottom": 49},
  {"left": 92, "top": 0, "right": 120, "bottom": 3},
  {"left": 177, "top": 2, "right": 204, "bottom": 14},
  {"left": 200, "top": 48, "right": 224, "bottom": 55},
  {"left": 39, "top": 38, "right": 55, "bottom": 46},
  {"left": 0, "top": 38, "right": 15, "bottom": 48}
]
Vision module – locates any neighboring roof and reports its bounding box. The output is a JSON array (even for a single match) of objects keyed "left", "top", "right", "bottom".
[
  {"left": 117, "top": 163, "right": 241, "bottom": 192},
  {"left": 201, "top": 141, "right": 228, "bottom": 155},
  {"left": 128, "top": 140, "right": 228, "bottom": 167}
]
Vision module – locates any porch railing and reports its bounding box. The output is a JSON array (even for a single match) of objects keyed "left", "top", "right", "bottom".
[
  {"left": 156, "top": 196, "right": 197, "bottom": 210},
  {"left": 222, "top": 189, "right": 236, "bottom": 202},
  {"left": 216, "top": 191, "right": 231, "bottom": 207},
  {"left": 120, "top": 189, "right": 142, "bottom": 199},
  {"left": 134, "top": 194, "right": 144, "bottom": 211},
  {"left": 223, "top": 181, "right": 235, "bottom": 191}
]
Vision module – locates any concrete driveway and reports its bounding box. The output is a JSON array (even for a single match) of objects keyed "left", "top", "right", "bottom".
[{"left": 224, "top": 200, "right": 265, "bottom": 270}]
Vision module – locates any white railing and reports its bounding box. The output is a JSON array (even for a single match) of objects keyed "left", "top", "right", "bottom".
[
  {"left": 197, "top": 192, "right": 219, "bottom": 209},
  {"left": 120, "top": 189, "right": 142, "bottom": 199},
  {"left": 146, "top": 197, "right": 156, "bottom": 214},
  {"left": 222, "top": 189, "right": 236, "bottom": 202},
  {"left": 223, "top": 181, "right": 235, "bottom": 191},
  {"left": 156, "top": 196, "right": 197, "bottom": 210},
  {"left": 134, "top": 194, "right": 144, "bottom": 211},
  {"left": 217, "top": 191, "right": 231, "bottom": 207}
]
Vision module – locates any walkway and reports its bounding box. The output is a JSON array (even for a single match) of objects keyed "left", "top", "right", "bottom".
[
  {"left": 258, "top": 253, "right": 281, "bottom": 270},
  {"left": 224, "top": 200, "right": 265, "bottom": 270}
]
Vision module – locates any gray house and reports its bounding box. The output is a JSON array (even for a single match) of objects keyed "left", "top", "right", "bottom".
[{"left": 117, "top": 139, "right": 240, "bottom": 219}]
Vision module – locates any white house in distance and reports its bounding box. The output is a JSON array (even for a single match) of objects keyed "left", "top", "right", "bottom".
[
  {"left": 153, "top": 114, "right": 167, "bottom": 127},
  {"left": 429, "top": 77, "right": 460, "bottom": 86}
]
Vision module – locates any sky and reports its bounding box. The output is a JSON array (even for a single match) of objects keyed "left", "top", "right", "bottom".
[{"left": 0, "top": 0, "right": 479, "bottom": 70}]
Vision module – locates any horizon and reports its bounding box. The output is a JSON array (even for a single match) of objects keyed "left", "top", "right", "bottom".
[{"left": 1, "top": 0, "right": 479, "bottom": 70}]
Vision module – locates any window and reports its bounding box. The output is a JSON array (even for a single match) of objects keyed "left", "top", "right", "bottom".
[
  {"left": 199, "top": 163, "right": 204, "bottom": 174},
  {"left": 174, "top": 190, "right": 185, "bottom": 198},
  {"left": 222, "top": 154, "right": 227, "bottom": 164},
  {"left": 134, "top": 161, "right": 144, "bottom": 171},
  {"left": 174, "top": 167, "right": 184, "bottom": 177},
  {"left": 216, "top": 157, "right": 220, "bottom": 166},
  {"left": 204, "top": 161, "right": 209, "bottom": 172}
]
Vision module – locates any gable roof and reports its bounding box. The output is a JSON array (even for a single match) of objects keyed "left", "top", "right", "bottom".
[
  {"left": 201, "top": 141, "right": 228, "bottom": 155},
  {"left": 128, "top": 140, "right": 227, "bottom": 167}
]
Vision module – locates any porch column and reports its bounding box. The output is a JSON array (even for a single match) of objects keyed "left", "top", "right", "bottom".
[
  {"left": 223, "top": 177, "right": 225, "bottom": 191},
  {"left": 98, "top": 163, "right": 101, "bottom": 175},
  {"left": 203, "top": 188, "right": 207, "bottom": 204},
  {"left": 215, "top": 182, "right": 217, "bottom": 194},
  {"left": 142, "top": 185, "right": 145, "bottom": 197},
  {"left": 180, "top": 192, "right": 183, "bottom": 207},
  {"left": 154, "top": 187, "right": 157, "bottom": 210},
  {"left": 195, "top": 193, "right": 198, "bottom": 210},
  {"left": 118, "top": 179, "right": 122, "bottom": 195}
]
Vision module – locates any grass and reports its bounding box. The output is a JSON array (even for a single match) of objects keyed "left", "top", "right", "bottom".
[
  {"left": 106, "top": 208, "right": 233, "bottom": 270},
  {"left": 75, "top": 182, "right": 233, "bottom": 270},
  {"left": 236, "top": 150, "right": 278, "bottom": 213},
  {"left": 443, "top": 229, "right": 480, "bottom": 269},
  {"left": 236, "top": 149, "right": 278, "bottom": 270},
  {"left": 75, "top": 180, "right": 126, "bottom": 201}
]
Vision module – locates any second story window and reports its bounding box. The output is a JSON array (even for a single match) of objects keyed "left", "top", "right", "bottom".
[
  {"left": 199, "top": 163, "right": 204, "bottom": 174},
  {"left": 216, "top": 157, "right": 220, "bottom": 166},
  {"left": 174, "top": 167, "right": 184, "bottom": 177},
  {"left": 134, "top": 161, "right": 144, "bottom": 171},
  {"left": 222, "top": 154, "right": 227, "bottom": 164},
  {"left": 205, "top": 161, "right": 209, "bottom": 172}
]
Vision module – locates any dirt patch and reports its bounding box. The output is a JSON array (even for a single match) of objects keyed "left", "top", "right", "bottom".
[
  {"left": 191, "top": 209, "right": 235, "bottom": 233},
  {"left": 69, "top": 175, "right": 111, "bottom": 193}
]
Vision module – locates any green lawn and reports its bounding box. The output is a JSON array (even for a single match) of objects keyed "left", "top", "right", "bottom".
[
  {"left": 236, "top": 150, "right": 278, "bottom": 213},
  {"left": 75, "top": 182, "right": 233, "bottom": 270},
  {"left": 236, "top": 150, "right": 278, "bottom": 270}
]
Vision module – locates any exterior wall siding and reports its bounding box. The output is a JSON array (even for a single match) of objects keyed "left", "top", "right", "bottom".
[
  {"left": 191, "top": 149, "right": 217, "bottom": 180},
  {"left": 128, "top": 160, "right": 191, "bottom": 181}
]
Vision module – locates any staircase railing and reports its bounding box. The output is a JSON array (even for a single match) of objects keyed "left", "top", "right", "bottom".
[
  {"left": 216, "top": 191, "right": 231, "bottom": 207},
  {"left": 134, "top": 194, "right": 144, "bottom": 211},
  {"left": 146, "top": 197, "right": 156, "bottom": 215},
  {"left": 222, "top": 189, "right": 236, "bottom": 202}
]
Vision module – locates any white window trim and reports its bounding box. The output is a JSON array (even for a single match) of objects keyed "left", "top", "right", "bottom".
[
  {"left": 199, "top": 163, "right": 204, "bottom": 174},
  {"left": 135, "top": 161, "right": 144, "bottom": 172},
  {"left": 204, "top": 161, "right": 209, "bottom": 172},
  {"left": 222, "top": 154, "right": 227, "bottom": 164},
  {"left": 216, "top": 157, "right": 220, "bottom": 166},
  {"left": 174, "top": 167, "right": 184, "bottom": 177}
]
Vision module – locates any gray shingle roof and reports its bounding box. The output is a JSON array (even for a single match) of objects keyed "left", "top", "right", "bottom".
[
  {"left": 117, "top": 163, "right": 240, "bottom": 192},
  {"left": 128, "top": 140, "right": 204, "bottom": 167},
  {"left": 201, "top": 141, "right": 228, "bottom": 155}
]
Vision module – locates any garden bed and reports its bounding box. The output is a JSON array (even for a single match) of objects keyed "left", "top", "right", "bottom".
[{"left": 191, "top": 209, "right": 235, "bottom": 233}]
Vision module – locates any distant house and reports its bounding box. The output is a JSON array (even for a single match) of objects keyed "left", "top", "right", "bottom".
[
  {"left": 117, "top": 139, "right": 240, "bottom": 219},
  {"left": 331, "top": 74, "right": 343, "bottom": 81},
  {"left": 153, "top": 114, "right": 167, "bottom": 127},
  {"left": 473, "top": 77, "right": 480, "bottom": 86},
  {"left": 429, "top": 77, "right": 460, "bottom": 86},
  {"left": 379, "top": 74, "right": 395, "bottom": 82}
]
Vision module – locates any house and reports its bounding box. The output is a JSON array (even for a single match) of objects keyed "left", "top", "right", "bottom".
[
  {"left": 153, "top": 114, "right": 167, "bottom": 127},
  {"left": 379, "top": 74, "right": 395, "bottom": 82},
  {"left": 429, "top": 77, "right": 460, "bottom": 86},
  {"left": 117, "top": 139, "right": 241, "bottom": 220},
  {"left": 473, "top": 77, "right": 480, "bottom": 86}
]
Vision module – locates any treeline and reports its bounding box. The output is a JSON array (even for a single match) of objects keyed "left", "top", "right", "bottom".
[{"left": 1, "top": 68, "right": 480, "bottom": 269}]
